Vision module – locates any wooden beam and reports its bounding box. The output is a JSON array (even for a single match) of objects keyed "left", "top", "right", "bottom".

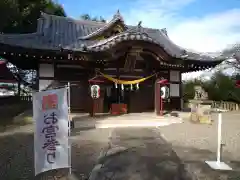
[{"left": 103, "top": 69, "right": 146, "bottom": 77}]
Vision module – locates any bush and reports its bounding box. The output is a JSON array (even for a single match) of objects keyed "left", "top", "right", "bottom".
[{"left": 183, "top": 72, "right": 240, "bottom": 103}]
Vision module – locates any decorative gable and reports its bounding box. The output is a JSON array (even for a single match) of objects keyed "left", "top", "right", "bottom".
[
  {"left": 94, "top": 23, "right": 125, "bottom": 40},
  {"left": 79, "top": 10, "right": 127, "bottom": 41}
]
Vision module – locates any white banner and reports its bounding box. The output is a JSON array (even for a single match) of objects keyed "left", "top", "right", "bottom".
[{"left": 33, "top": 88, "right": 70, "bottom": 176}]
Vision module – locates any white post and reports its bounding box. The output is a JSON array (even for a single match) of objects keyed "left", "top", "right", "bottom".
[
  {"left": 205, "top": 112, "right": 232, "bottom": 170},
  {"left": 217, "top": 112, "right": 222, "bottom": 164},
  {"left": 68, "top": 82, "right": 71, "bottom": 115},
  {"left": 67, "top": 82, "right": 71, "bottom": 175}
]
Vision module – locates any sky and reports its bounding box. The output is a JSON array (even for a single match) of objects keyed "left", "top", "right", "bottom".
[{"left": 56, "top": 0, "right": 240, "bottom": 79}]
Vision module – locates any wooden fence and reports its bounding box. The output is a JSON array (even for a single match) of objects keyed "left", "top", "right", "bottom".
[
  {"left": 211, "top": 101, "right": 239, "bottom": 111},
  {"left": 185, "top": 100, "right": 240, "bottom": 111},
  {"left": 20, "top": 96, "right": 32, "bottom": 102}
]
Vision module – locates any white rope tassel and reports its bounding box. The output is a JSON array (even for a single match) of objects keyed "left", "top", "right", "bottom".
[
  {"left": 130, "top": 84, "right": 133, "bottom": 91},
  {"left": 121, "top": 84, "right": 124, "bottom": 91},
  {"left": 136, "top": 83, "right": 139, "bottom": 90},
  {"left": 106, "top": 87, "right": 111, "bottom": 97},
  {"left": 115, "top": 83, "right": 118, "bottom": 88}
]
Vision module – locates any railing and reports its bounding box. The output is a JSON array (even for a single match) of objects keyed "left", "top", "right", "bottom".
[
  {"left": 211, "top": 101, "right": 239, "bottom": 111},
  {"left": 20, "top": 96, "right": 32, "bottom": 102},
  {"left": 185, "top": 100, "right": 240, "bottom": 111}
]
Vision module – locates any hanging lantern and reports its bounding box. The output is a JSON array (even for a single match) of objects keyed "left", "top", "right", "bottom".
[
  {"left": 115, "top": 83, "right": 118, "bottom": 88},
  {"left": 121, "top": 84, "right": 124, "bottom": 91},
  {"left": 90, "top": 85, "right": 100, "bottom": 99},
  {"left": 160, "top": 86, "right": 169, "bottom": 99},
  {"left": 130, "top": 84, "right": 133, "bottom": 91}
]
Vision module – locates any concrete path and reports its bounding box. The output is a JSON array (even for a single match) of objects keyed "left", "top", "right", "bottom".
[
  {"left": 90, "top": 128, "right": 192, "bottom": 180},
  {"left": 72, "top": 113, "right": 183, "bottom": 129}
]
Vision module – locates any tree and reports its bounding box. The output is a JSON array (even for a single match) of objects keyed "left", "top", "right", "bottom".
[
  {"left": 221, "top": 43, "right": 240, "bottom": 71},
  {"left": 0, "top": 0, "right": 66, "bottom": 33},
  {"left": 6, "top": 62, "right": 37, "bottom": 94},
  {"left": 182, "top": 79, "right": 202, "bottom": 102},
  {"left": 80, "top": 14, "right": 106, "bottom": 22},
  {"left": 182, "top": 72, "right": 240, "bottom": 103},
  {"left": 0, "top": 0, "right": 66, "bottom": 92}
]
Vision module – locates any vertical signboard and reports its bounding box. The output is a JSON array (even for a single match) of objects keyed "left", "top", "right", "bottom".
[{"left": 33, "top": 88, "right": 69, "bottom": 176}]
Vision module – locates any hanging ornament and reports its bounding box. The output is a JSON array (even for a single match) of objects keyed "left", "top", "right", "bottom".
[
  {"left": 121, "top": 84, "right": 124, "bottom": 91},
  {"left": 130, "top": 84, "right": 133, "bottom": 91},
  {"left": 106, "top": 87, "right": 111, "bottom": 97},
  {"left": 136, "top": 83, "right": 139, "bottom": 90},
  {"left": 115, "top": 83, "right": 118, "bottom": 88}
]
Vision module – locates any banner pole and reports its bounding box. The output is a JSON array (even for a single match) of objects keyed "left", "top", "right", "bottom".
[{"left": 67, "top": 82, "right": 72, "bottom": 175}]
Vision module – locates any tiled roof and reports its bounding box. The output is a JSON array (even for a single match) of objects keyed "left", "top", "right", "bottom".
[
  {"left": 0, "top": 32, "right": 59, "bottom": 50},
  {"left": 0, "top": 11, "right": 231, "bottom": 62}
]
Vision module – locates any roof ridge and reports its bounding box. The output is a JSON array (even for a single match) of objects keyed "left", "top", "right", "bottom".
[{"left": 41, "top": 12, "right": 106, "bottom": 26}]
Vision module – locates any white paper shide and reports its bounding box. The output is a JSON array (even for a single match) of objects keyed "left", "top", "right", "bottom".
[{"left": 33, "top": 88, "right": 69, "bottom": 176}]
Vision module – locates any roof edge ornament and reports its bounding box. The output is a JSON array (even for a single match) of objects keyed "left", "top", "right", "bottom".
[
  {"left": 160, "top": 28, "right": 168, "bottom": 36},
  {"left": 114, "top": 10, "right": 123, "bottom": 20},
  {"left": 137, "top": 21, "right": 142, "bottom": 30}
]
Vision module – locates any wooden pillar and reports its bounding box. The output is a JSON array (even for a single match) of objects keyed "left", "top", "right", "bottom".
[
  {"left": 17, "top": 80, "right": 21, "bottom": 96},
  {"left": 180, "top": 71, "right": 183, "bottom": 111},
  {"left": 155, "top": 77, "right": 160, "bottom": 115}
]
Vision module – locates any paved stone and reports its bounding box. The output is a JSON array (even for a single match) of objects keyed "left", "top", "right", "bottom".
[{"left": 92, "top": 128, "right": 192, "bottom": 180}]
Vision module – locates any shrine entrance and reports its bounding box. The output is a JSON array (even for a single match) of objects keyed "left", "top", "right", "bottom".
[
  {"left": 102, "top": 84, "right": 138, "bottom": 114},
  {"left": 97, "top": 73, "right": 155, "bottom": 114}
]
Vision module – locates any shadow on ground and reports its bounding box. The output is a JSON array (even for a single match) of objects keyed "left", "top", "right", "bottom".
[
  {"left": 0, "top": 132, "right": 34, "bottom": 180},
  {"left": 72, "top": 113, "right": 123, "bottom": 122},
  {"left": 71, "top": 113, "right": 124, "bottom": 134},
  {"left": 0, "top": 130, "right": 107, "bottom": 180},
  {"left": 0, "top": 109, "right": 33, "bottom": 132},
  {"left": 172, "top": 145, "right": 240, "bottom": 180}
]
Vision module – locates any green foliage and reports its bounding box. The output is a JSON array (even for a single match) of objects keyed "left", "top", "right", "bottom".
[
  {"left": 80, "top": 14, "right": 106, "bottom": 22},
  {"left": 182, "top": 79, "right": 202, "bottom": 102},
  {"left": 183, "top": 72, "right": 240, "bottom": 103},
  {"left": 0, "top": 0, "right": 66, "bottom": 33}
]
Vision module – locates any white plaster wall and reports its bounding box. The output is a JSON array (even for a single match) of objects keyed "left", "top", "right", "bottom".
[
  {"left": 39, "top": 64, "right": 54, "bottom": 77},
  {"left": 170, "top": 83, "right": 180, "bottom": 97},
  {"left": 170, "top": 70, "right": 180, "bottom": 82},
  {"left": 39, "top": 63, "right": 54, "bottom": 91}
]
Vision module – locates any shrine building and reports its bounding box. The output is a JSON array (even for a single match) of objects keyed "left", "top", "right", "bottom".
[{"left": 0, "top": 11, "right": 227, "bottom": 114}]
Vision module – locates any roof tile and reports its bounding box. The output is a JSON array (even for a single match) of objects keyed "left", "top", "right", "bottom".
[{"left": 0, "top": 12, "right": 230, "bottom": 62}]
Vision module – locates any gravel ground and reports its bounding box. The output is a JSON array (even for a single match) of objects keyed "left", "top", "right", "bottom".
[
  {"left": 0, "top": 123, "right": 111, "bottom": 180},
  {"left": 1, "top": 112, "right": 239, "bottom": 180},
  {"left": 157, "top": 112, "right": 240, "bottom": 180}
]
